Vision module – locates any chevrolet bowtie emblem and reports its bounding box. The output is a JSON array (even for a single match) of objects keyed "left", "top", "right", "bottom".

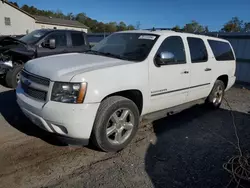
[{"left": 24, "top": 79, "right": 31, "bottom": 86}]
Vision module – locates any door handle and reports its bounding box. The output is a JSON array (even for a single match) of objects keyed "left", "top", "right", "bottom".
[
  {"left": 181, "top": 71, "right": 189, "bottom": 74},
  {"left": 205, "top": 68, "right": 212, "bottom": 71}
]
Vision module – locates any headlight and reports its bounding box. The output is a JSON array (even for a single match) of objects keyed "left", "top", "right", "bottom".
[{"left": 51, "top": 82, "right": 87, "bottom": 103}]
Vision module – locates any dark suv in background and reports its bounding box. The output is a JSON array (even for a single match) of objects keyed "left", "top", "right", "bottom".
[{"left": 0, "top": 29, "right": 90, "bottom": 88}]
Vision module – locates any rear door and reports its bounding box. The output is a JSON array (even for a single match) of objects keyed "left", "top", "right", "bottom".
[
  {"left": 36, "top": 31, "right": 68, "bottom": 57},
  {"left": 149, "top": 35, "right": 190, "bottom": 113},
  {"left": 187, "top": 37, "right": 213, "bottom": 102},
  {"left": 68, "top": 32, "right": 89, "bottom": 53}
]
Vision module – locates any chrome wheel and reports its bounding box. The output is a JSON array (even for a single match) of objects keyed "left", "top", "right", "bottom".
[
  {"left": 212, "top": 85, "right": 223, "bottom": 106},
  {"left": 106, "top": 108, "right": 135, "bottom": 145},
  {"left": 16, "top": 71, "right": 21, "bottom": 83}
]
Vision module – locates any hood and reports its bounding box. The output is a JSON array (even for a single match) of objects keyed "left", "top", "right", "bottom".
[
  {"left": 0, "top": 45, "right": 34, "bottom": 62},
  {"left": 9, "top": 46, "right": 35, "bottom": 58},
  {"left": 0, "top": 36, "right": 26, "bottom": 49},
  {"left": 24, "top": 53, "right": 132, "bottom": 81},
  {"left": 0, "top": 36, "right": 30, "bottom": 60}
]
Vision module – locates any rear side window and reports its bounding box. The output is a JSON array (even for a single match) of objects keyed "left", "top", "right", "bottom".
[
  {"left": 187, "top": 37, "right": 208, "bottom": 63},
  {"left": 71, "top": 32, "right": 85, "bottom": 46},
  {"left": 208, "top": 40, "right": 235, "bottom": 61},
  {"left": 156, "top": 36, "right": 186, "bottom": 64}
]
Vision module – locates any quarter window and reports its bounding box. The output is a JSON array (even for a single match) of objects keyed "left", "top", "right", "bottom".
[
  {"left": 208, "top": 40, "right": 235, "bottom": 61},
  {"left": 156, "top": 36, "right": 186, "bottom": 65},
  {"left": 71, "top": 33, "right": 85, "bottom": 46},
  {"left": 187, "top": 37, "right": 208, "bottom": 63}
]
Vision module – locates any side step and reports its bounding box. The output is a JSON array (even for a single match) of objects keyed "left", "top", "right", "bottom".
[{"left": 142, "top": 98, "right": 205, "bottom": 123}]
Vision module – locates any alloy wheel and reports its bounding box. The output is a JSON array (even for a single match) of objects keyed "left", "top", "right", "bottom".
[{"left": 106, "top": 108, "right": 135, "bottom": 145}]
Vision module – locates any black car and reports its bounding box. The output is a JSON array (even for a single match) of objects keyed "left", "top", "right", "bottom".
[{"left": 0, "top": 29, "right": 90, "bottom": 88}]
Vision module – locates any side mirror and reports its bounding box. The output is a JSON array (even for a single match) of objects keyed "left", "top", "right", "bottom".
[
  {"left": 155, "top": 51, "right": 175, "bottom": 66},
  {"left": 42, "top": 39, "right": 56, "bottom": 49},
  {"left": 48, "top": 39, "right": 56, "bottom": 49}
]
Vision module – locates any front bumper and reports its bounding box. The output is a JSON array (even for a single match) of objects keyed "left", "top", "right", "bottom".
[{"left": 16, "top": 84, "right": 100, "bottom": 144}]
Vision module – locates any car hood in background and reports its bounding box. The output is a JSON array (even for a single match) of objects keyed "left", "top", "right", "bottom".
[
  {"left": 0, "top": 36, "right": 26, "bottom": 46},
  {"left": 0, "top": 36, "right": 34, "bottom": 61},
  {"left": 24, "top": 53, "right": 132, "bottom": 82},
  {"left": 0, "top": 36, "right": 27, "bottom": 52}
]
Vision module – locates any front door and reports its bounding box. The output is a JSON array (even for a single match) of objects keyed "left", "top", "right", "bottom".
[
  {"left": 149, "top": 36, "right": 190, "bottom": 113},
  {"left": 186, "top": 37, "right": 212, "bottom": 102},
  {"left": 37, "top": 32, "right": 68, "bottom": 57}
]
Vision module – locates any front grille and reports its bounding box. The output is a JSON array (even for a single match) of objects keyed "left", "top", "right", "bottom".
[
  {"left": 21, "top": 70, "right": 49, "bottom": 101},
  {"left": 22, "top": 71, "right": 50, "bottom": 86},
  {"left": 21, "top": 81, "right": 47, "bottom": 101}
]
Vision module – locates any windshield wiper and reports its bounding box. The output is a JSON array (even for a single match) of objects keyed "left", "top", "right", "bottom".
[{"left": 85, "top": 50, "right": 129, "bottom": 60}]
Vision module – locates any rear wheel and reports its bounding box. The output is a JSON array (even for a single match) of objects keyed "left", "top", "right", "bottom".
[
  {"left": 206, "top": 80, "right": 225, "bottom": 108},
  {"left": 5, "top": 65, "right": 23, "bottom": 88},
  {"left": 91, "top": 96, "right": 139, "bottom": 152}
]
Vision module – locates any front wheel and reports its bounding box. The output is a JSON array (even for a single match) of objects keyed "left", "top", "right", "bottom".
[
  {"left": 206, "top": 80, "right": 225, "bottom": 108},
  {"left": 5, "top": 65, "right": 23, "bottom": 88},
  {"left": 91, "top": 96, "right": 140, "bottom": 152}
]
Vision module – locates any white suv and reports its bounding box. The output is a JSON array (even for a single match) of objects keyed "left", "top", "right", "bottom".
[{"left": 16, "top": 30, "right": 236, "bottom": 152}]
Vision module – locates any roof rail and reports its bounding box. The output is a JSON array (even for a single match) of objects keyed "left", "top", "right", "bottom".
[{"left": 145, "top": 27, "right": 173, "bottom": 32}]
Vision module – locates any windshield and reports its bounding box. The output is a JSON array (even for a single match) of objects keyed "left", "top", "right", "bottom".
[
  {"left": 19, "top": 30, "right": 48, "bottom": 44},
  {"left": 91, "top": 33, "right": 159, "bottom": 61}
]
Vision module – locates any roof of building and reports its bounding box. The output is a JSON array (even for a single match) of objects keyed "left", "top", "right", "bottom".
[
  {"left": 1, "top": 1, "right": 88, "bottom": 29},
  {"left": 34, "top": 15, "right": 89, "bottom": 29},
  {"left": 1, "top": 0, "right": 35, "bottom": 19},
  {"left": 206, "top": 32, "right": 250, "bottom": 39}
]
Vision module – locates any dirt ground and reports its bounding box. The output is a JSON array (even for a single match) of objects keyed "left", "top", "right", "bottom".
[{"left": 0, "top": 84, "right": 250, "bottom": 188}]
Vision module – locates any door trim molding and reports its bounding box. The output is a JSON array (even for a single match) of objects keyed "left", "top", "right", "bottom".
[{"left": 151, "top": 83, "right": 210, "bottom": 97}]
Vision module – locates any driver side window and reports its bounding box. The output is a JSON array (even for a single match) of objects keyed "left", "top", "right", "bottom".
[
  {"left": 156, "top": 36, "right": 186, "bottom": 64},
  {"left": 44, "top": 32, "right": 67, "bottom": 47}
]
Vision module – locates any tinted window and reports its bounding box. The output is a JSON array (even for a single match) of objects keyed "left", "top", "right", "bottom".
[
  {"left": 156, "top": 36, "right": 186, "bottom": 64},
  {"left": 46, "top": 32, "right": 67, "bottom": 47},
  {"left": 71, "top": 33, "right": 85, "bottom": 46},
  {"left": 187, "top": 37, "right": 208, "bottom": 63},
  {"left": 20, "top": 30, "right": 48, "bottom": 44},
  {"left": 91, "top": 33, "right": 159, "bottom": 62},
  {"left": 208, "top": 40, "right": 235, "bottom": 61}
]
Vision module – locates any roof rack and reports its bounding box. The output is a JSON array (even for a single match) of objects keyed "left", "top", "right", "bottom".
[{"left": 145, "top": 27, "right": 173, "bottom": 32}]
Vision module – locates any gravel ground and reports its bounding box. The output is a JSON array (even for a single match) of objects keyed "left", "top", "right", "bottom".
[{"left": 0, "top": 84, "right": 250, "bottom": 188}]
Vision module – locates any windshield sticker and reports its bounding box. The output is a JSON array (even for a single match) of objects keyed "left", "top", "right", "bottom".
[
  {"left": 139, "top": 35, "right": 156, "bottom": 40},
  {"left": 33, "top": 34, "right": 42, "bottom": 38}
]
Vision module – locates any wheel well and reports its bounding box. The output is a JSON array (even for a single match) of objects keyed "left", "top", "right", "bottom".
[
  {"left": 13, "top": 60, "right": 25, "bottom": 66},
  {"left": 103, "top": 90, "right": 143, "bottom": 114},
  {"left": 217, "top": 75, "right": 229, "bottom": 88}
]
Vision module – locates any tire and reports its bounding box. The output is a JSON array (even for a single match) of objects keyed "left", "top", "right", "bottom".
[
  {"left": 91, "top": 96, "right": 140, "bottom": 152},
  {"left": 206, "top": 80, "right": 225, "bottom": 109},
  {"left": 5, "top": 65, "right": 23, "bottom": 88}
]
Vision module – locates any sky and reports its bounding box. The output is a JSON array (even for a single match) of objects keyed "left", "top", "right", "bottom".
[{"left": 14, "top": 0, "right": 250, "bottom": 31}]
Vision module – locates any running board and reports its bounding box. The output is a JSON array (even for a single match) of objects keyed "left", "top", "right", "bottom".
[{"left": 142, "top": 98, "right": 205, "bottom": 123}]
